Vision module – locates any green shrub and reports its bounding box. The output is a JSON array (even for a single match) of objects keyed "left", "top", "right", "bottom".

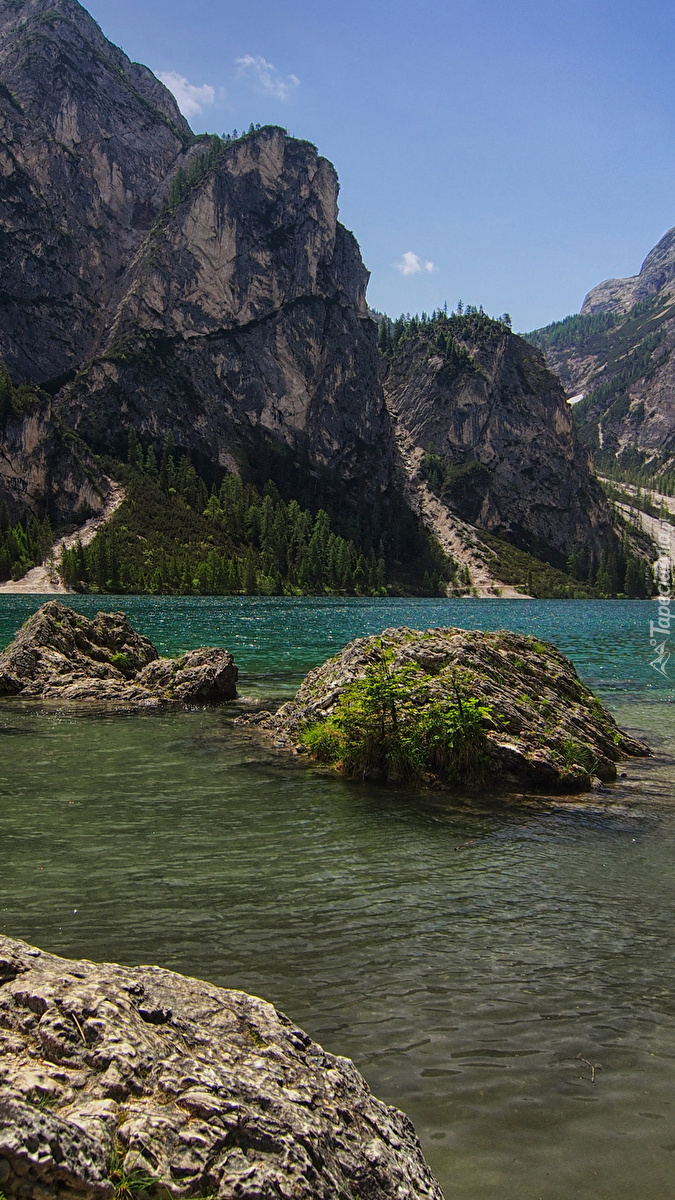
[
  {"left": 561, "top": 738, "right": 597, "bottom": 774},
  {"left": 109, "top": 652, "right": 131, "bottom": 673},
  {"left": 300, "top": 650, "right": 494, "bottom": 788},
  {"left": 107, "top": 1141, "right": 155, "bottom": 1200}
]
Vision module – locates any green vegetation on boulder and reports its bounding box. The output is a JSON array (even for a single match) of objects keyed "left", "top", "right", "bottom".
[
  {"left": 254, "top": 626, "right": 650, "bottom": 793},
  {"left": 299, "top": 650, "right": 494, "bottom": 787}
]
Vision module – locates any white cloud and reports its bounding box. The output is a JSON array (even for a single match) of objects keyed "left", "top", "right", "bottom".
[
  {"left": 394, "top": 251, "right": 435, "bottom": 276},
  {"left": 236, "top": 55, "right": 299, "bottom": 101},
  {"left": 157, "top": 71, "right": 216, "bottom": 119}
]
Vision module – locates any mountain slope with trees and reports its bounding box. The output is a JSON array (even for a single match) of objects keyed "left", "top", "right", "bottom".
[
  {"left": 57, "top": 431, "right": 453, "bottom": 595},
  {"left": 0, "top": 0, "right": 627, "bottom": 595}
]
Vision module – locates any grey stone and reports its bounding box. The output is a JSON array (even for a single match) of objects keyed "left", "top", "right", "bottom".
[
  {"left": 0, "top": 937, "right": 444, "bottom": 1200},
  {"left": 251, "top": 624, "right": 650, "bottom": 793},
  {"left": 0, "top": 601, "right": 237, "bottom": 706},
  {"left": 384, "top": 328, "right": 617, "bottom": 567}
]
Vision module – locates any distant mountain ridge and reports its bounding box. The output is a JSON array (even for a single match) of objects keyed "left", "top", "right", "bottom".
[
  {"left": 527, "top": 228, "right": 675, "bottom": 486},
  {"left": 581, "top": 226, "right": 675, "bottom": 316}
]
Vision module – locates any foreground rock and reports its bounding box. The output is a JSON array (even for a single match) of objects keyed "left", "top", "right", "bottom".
[
  {"left": 0, "top": 602, "right": 237, "bottom": 706},
  {"left": 0, "top": 937, "right": 443, "bottom": 1200},
  {"left": 254, "top": 626, "right": 649, "bottom": 792}
]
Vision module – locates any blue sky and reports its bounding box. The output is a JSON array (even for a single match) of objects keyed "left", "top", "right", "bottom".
[{"left": 86, "top": 0, "right": 675, "bottom": 331}]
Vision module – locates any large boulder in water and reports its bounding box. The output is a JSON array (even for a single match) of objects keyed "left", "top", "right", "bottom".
[
  {"left": 0, "top": 601, "right": 237, "bottom": 706},
  {"left": 255, "top": 625, "right": 649, "bottom": 792},
  {"left": 0, "top": 936, "right": 443, "bottom": 1200}
]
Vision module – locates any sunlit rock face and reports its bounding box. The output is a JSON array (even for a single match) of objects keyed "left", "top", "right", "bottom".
[
  {"left": 62, "top": 127, "right": 392, "bottom": 502},
  {"left": 0, "top": 0, "right": 392, "bottom": 516},
  {"left": 581, "top": 226, "right": 675, "bottom": 317},
  {"left": 0, "top": 0, "right": 192, "bottom": 386}
]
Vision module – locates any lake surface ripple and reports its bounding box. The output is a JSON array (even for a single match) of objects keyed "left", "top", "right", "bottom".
[{"left": 1, "top": 597, "right": 674, "bottom": 1199}]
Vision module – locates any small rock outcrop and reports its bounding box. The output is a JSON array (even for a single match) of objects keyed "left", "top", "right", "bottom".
[
  {"left": 0, "top": 601, "right": 237, "bottom": 705},
  {"left": 255, "top": 625, "right": 649, "bottom": 792},
  {"left": 0, "top": 936, "right": 444, "bottom": 1200}
]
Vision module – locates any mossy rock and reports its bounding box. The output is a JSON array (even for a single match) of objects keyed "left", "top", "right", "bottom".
[{"left": 255, "top": 626, "right": 649, "bottom": 793}]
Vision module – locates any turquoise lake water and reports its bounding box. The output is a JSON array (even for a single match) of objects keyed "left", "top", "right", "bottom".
[{"left": 1, "top": 596, "right": 674, "bottom": 1199}]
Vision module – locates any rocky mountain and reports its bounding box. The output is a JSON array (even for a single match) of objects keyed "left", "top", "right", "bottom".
[
  {"left": 527, "top": 229, "right": 675, "bottom": 485},
  {"left": 0, "top": 0, "right": 192, "bottom": 388},
  {"left": 61, "top": 128, "right": 390, "bottom": 505},
  {"left": 581, "top": 226, "right": 675, "bottom": 316},
  {"left": 0, "top": 0, "right": 390, "bottom": 524},
  {"left": 0, "top": 0, "right": 620, "bottom": 590},
  {"left": 381, "top": 311, "right": 617, "bottom": 569}
]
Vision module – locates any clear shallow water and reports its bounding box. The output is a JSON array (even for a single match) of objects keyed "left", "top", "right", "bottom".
[
  {"left": 1, "top": 597, "right": 675, "bottom": 1200},
  {"left": 0, "top": 595, "right": 672, "bottom": 700}
]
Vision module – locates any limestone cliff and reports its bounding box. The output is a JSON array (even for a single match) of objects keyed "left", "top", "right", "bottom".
[
  {"left": 61, "top": 128, "right": 392, "bottom": 504},
  {"left": 581, "top": 225, "right": 675, "bottom": 316},
  {"left": 0, "top": 394, "right": 108, "bottom": 523},
  {"left": 0, "top": 0, "right": 617, "bottom": 576},
  {"left": 0, "top": 0, "right": 192, "bottom": 387},
  {"left": 0, "top": 0, "right": 392, "bottom": 523},
  {"left": 382, "top": 313, "right": 617, "bottom": 567},
  {"left": 527, "top": 229, "right": 675, "bottom": 479}
]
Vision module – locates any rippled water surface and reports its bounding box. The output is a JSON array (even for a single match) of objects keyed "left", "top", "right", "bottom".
[{"left": 1, "top": 597, "right": 674, "bottom": 1199}]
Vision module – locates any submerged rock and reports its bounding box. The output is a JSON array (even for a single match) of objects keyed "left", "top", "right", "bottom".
[
  {"left": 254, "top": 625, "right": 649, "bottom": 792},
  {"left": 0, "top": 937, "right": 444, "bottom": 1200},
  {"left": 0, "top": 601, "right": 237, "bottom": 706}
]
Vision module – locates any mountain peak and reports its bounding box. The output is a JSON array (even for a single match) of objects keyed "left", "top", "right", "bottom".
[
  {"left": 0, "top": 0, "right": 191, "bottom": 138},
  {"left": 581, "top": 224, "right": 675, "bottom": 315}
]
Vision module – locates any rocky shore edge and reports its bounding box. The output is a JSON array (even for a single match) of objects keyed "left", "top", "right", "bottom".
[
  {"left": 0, "top": 937, "right": 443, "bottom": 1200},
  {"left": 0, "top": 602, "right": 237, "bottom": 706},
  {"left": 246, "top": 625, "right": 649, "bottom": 793}
]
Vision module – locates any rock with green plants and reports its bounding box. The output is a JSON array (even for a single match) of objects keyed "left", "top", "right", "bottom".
[
  {"left": 253, "top": 626, "right": 649, "bottom": 792},
  {"left": 0, "top": 936, "right": 443, "bottom": 1200},
  {"left": 0, "top": 602, "right": 237, "bottom": 706}
]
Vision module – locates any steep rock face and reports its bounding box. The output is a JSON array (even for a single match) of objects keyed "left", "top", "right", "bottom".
[
  {"left": 0, "top": 397, "right": 109, "bottom": 521},
  {"left": 0, "top": 0, "right": 618, "bottom": 561},
  {"left": 384, "top": 318, "right": 616, "bottom": 566},
  {"left": 0, "top": 936, "right": 444, "bottom": 1200},
  {"left": 528, "top": 226, "right": 675, "bottom": 474},
  {"left": 60, "top": 129, "right": 392, "bottom": 499},
  {"left": 0, "top": 0, "right": 192, "bottom": 387},
  {"left": 569, "top": 298, "right": 675, "bottom": 470},
  {"left": 581, "top": 225, "right": 675, "bottom": 316},
  {"left": 0, "top": 0, "right": 393, "bottom": 518}
]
